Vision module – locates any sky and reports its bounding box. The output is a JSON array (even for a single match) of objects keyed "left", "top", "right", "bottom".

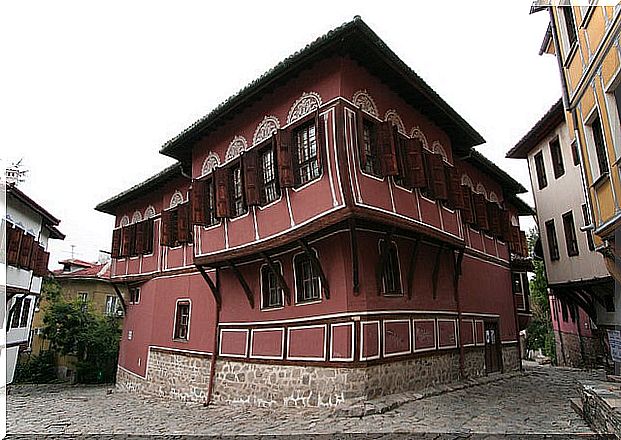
[{"left": 1, "top": 1, "right": 561, "bottom": 268}]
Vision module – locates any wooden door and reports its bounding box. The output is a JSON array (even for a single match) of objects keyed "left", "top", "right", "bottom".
[{"left": 484, "top": 321, "right": 503, "bottom": 373}]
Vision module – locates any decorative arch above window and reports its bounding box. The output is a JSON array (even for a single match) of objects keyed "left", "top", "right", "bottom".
[
  {"left": 489, "top": 191, "right": 499, "bottom": 204},
  {"left": 131, "top": 211, "right": 142, "bottom": 224},
  {"left": 144, "top": 206, "right": 156, "bottom": 219},
  {"left": 461, "top": 174, "right": 474, "bottom": 189},
  {"left": 120, "top": 215, "right": 130, "bottom": 227},
  {"left": 287, "top": 91, "right": 322, "bottom": 124},
  {"left": 431, "top": 141, "right": 448, "bottom": 161},
  {"left": 352, "top": 90, "right": 379, "bottom": 117},
  {"left": 170, "top": 191, "right": 184, "bottom": 208},
  {"left": 225, "top": 136, "right": 247, "bottom": 162},
  {"left": 511, "top": 215, "right": 519, "bottom": 227},
  {"left": 384, "top": 110, "right": 405, "bottom": 134},
  {"left": 410, "top": 127, "right": 429, "bottom": 150},
  {"left": 201, "top": 152, "right": 221, "bottom": 176},
  {"left": 475, "top": 183, "right": 488, "bottom": 198},
  {"left": 252, "top": 116, "right": 280, "bottom": 146}
]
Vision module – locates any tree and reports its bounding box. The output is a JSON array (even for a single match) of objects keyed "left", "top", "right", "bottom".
[{"left": 525, "top": 229, "right": 557, "bottom": 362}]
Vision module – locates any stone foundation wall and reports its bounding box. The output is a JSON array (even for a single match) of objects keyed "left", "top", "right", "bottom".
[
  {"left": 555, "top": 331, "right": 602, "bottom": 368},
  {"left": 502, "top": 343, "right": 521, "bottom": 372}
]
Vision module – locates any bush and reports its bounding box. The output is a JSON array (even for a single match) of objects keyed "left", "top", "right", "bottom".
[{"left": 14, "top": 351, "right": 56, "bottom": 384}]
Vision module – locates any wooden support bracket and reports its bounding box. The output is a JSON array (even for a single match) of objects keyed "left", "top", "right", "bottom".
[
  {"left": 111, "top": 283, "right": 127, "bottom": 313},
  {"left": 406, "top": 237, "right": 420, "bottom": 300},
  {"left": 297, "top": 239, "right": 330, "bottom": 300},
  {"left": 196, "top": 264, "right": 221, "bottom": 311},
  {"left": 432, "top": 243, "right": 445, "bottom": 300},
  {"left": 376, "top": 228, "right": 395, "bottom": 295},
  {"left": 260, "top": 252, "right": 291, "bottom": 305},
  {"left": 227, "top": 260, "right": 254, "bottom": 309}
]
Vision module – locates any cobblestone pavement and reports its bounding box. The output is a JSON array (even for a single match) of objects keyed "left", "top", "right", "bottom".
[{"left": 6, "top": 364, "right": 607, "bottom": 437}]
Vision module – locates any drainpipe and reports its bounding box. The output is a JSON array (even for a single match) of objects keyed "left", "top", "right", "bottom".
[
  {"left": 206, "top": 295, "right": 220, "bottom": 405},
  {"left": 453, "top": 249, "right": 466, "bottom": 379},
  {"left": 511, "top": 275, "right": 523, "bottom": 372}
]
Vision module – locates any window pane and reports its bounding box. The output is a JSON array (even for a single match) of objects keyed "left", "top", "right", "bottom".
[
  {"left": 294, "top": 123, "right": 320, "bottom": 185},
  {"left": 534, "top": 152, "right": 548, "bottom": 189},
  {"left": 550, "top": 139, "right": 565, "bottom": 178},
  {"left": 563, "top": 211, "right": 579, "bottom": 257},
  {"left": 591, "top": 115, "right": 609, "bottom": 176}
]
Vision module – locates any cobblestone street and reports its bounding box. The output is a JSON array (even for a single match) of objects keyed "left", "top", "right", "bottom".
[{"left": 6, "top": 364, "right": 608, "bottom": 437}]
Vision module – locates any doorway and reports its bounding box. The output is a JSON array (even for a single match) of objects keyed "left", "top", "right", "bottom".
[{"left": 484, "top": 321, "right": 503, "bottom": 374}]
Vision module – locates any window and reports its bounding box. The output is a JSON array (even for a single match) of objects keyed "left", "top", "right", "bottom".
[
  {"left": 105, "top": 295, "right": 118, "bottom": 316},
  {"left": 294, "top": 253, "right": 321, "bottom": 303},
  {"left": 293, "top": 121, "right": 320, "bottom": 186},
  {"left": 550, "top": 138, "right": 565, "bottom": 178},
  {"left": 605, "top": 295, "right": 616, "bottom": 313},
  {"left": 534, "top": 151, "right": 548, "bottom": 189},
  {"left": 205, "top": 180, "right": 216, "bottom": 225},
  {"left": 78, "top": 292, "right": 88, "bottom": 311},
  {"left": 19, "top": 298, "right": 31, "bottom": 327},
  {"left": 581, "top": 204, "right": 595, "bottom": 251},
  {"left": 173, "top": 301, "right": 190, "bottom": 340},
  {"left": 587, "top": 113, "right": 609, "bottom": 178},
  {"left": 10, "top": 297, "right": 31, "bottom": 329},
  {"left": 393, "top": 134, "right": 410, "bottom": 188},
  {"left": 561, "top": 6, "right": 578, "bottom": 51},
  {"left": 260, "top": 147, "right": 280, "bottom": 204},
  {"left": 230, "top": 164, "right": 247, "bottom": 217},
  {"left": 380, "top": 241, "right": 402, "bottom": 295},
  {"left": 360, "top": 119, "right": 380, "bottom": 176},
  {"left": 545, "top": 219, "right": 560, "bottom": 261},
  {"left": 261, "top": 263, "right": 283, "bottom": 309},
  {"left": 571, "top": 140, "right": 580, "bottom": 166},
  {"left": 512, "top": 272, "right": 523, "bottom": 294},
  {"left": 562, "top": 211, "right": 580, "bottom": 257},
  {"left": 129, "top": 287, "right": 140, "bottom": 304}
]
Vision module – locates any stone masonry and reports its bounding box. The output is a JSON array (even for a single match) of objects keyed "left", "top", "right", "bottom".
[
  {"left": 502, "top": 342, "right": 522, "bottom": 372},
  {"left": 555, "top": 331, "right": 602, "bottom": 368}
]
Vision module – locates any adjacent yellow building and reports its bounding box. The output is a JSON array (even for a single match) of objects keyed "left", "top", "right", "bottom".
[{"left": 539, "top": 2, "right": 621, "bottom": 281}]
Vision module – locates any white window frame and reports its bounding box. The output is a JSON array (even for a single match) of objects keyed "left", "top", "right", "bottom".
[
  {"left": 260, "top": 262, "right": 284, "bottom": 310},
  {"left": 584, "top": 107, "right": 610, "bottom": 184},
  {"left": 129, "top": 287, "right": 141, "bottom": 305},
  {"left": 172, "top": 298, "right": 192, "bottom": 341},
  {"left": 604, "top": 72, "right": 621, "bottom": 164},
  {"left": 104, "top": 295, "right": 118, "bottom": 316},
  {"left": 377, "top": 239, "right": 404, "bottom": 296},
  {"left": 293, "top": 249, "right": 322, "bottom": 306}
]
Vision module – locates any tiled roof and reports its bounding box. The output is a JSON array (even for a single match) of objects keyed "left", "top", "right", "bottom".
[
  {"left": 6, "top": 183, "right": 65, "bottom": 239},
  {"left": 506, "top": 99, "right": 564, "bottom": 159},
  {"left": 58, "top": 259, "right": 95, "bottom": 268},
  {"left": 468, "top": 150, "right": 528, "bottom": 195},
  {"left": 53, "top": 261, "right": 111, "bottom": 280}
]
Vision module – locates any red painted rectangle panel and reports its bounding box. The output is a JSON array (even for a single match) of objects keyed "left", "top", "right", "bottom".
[
  {"left": 483, "top": 234, "right": 496, "bottom": 256},
  {"left": 383, "top": 320, "right": 411, "bottom": 357},
  {"left": 418, "top": 195, "right": 441, "bottom": 228},
  {"left": 227, "top": 214, "right": 255, "bottom": 248},
  {"left": 438, "top": 319, "right": 457, "bottom": 348},
  {"left": 287, "top": 325, "right": 326, "bottom": 361},
  {"left": 219, "top": 329, "right": 248, "bottom": 357},
  {"left": 250, "top": 328, "right": 284, "bottom": 359},
  {"left": 413, "top": 319, "right": 436, "bottom": 351},
  {"left": 360, "top": 321, "right": 380, "bottom": 360},
  {"left": 460, "top": 319, "right": 474, "bottom": 346},
  {"left": 475, "top": 320, "right": 485, "bottom": 345},
  {"left": 330, "top": 323, "right": 353, "bottom": 361},
  {"left": 441, "top": 207, "right": 460, "bottom": 238},
  {"left": 468, "top": 228, "right": 484, "bottom": 252},
  {"left": 199, "top": 224, "right": 226, "bottom": 255}
]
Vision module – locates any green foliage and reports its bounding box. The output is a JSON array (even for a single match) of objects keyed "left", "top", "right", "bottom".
[
  {"left": 14, "top": 351, "right": 56, "bottom": 384},
  {"left": 525, "top": 229, "right": 557, "bottom": 363},
  {"left": 41, "top": 281, "right": 122, "bottom": 383}
]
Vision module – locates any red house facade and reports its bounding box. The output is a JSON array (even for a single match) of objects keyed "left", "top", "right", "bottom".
[{"left": 96, "top": 17, "right": 533, "bottom": 407}]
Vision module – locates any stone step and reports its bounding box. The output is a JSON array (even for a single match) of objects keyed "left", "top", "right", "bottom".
[{"left": 570, "top": 397, "right": 584, "bottom": 418}]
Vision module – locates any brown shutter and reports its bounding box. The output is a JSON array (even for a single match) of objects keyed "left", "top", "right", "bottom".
[
  {"left": 111, "top": 228, "right": 121, "bottom": 258},
  {"left": 315, "top": 111, "right": 324, "bottom": 164},
  {"left": 129, "top": 224, "right": 138, "bottom": 256},
  {"left": 487, "top": 202, "right": 501, "bottom": 236},
  {"left": 406, "top": 138, "right": 426, "bottom": 188},
  {"left": 510, "top": 225, "right": 520, "bottom": 251},
  {"left": 473, "top": 193, "right": 489, "bottom": 230},
  {"left": 135, "top": 221, "right": 144, "bottom": 255},
  {"left": 276, "top": 128, "right": 294, "bottom": 188},
  {"left": 191, "top": 179, "right": 206, "bottom": 224},
  {"left": 356, "top": 109, "right": 368, "bottom": 171},
  {"left": 378, "top": 122, "right": 398, "bottom": 176},
  {"left": 431, "top": 153, "right": 448, "bottom": 200},
  {"left": 29, "top": 244, "right": 40, "bottom": 271},
  {"left": 177, "top": 203, "right": 191, "bottom": 244},
  {"left": 161, "top": 210, "right": 172, "bottom": 247},
  {"left": 214, "top": 167, "right": 231, "bottom": 218},
  {"left": 143, "top": 219, "right": 154, "bottom": 254},
  {"left": 447, "top": 167, "right": 465, "bottom": 209},
  {"left": 460, "top": 187, "right": 475, "bottom": 224},
  {"left": 519, "top": 230, "right": 528, "bottom": 256},
  {"left": 500, "top": 210, "right": 511, "bottom": 240},
  {"left": 38, "top": 250, "right": 50, "bottom": 277},
  {"left": 18, "top": 233, "right": 34, "bottom": 268},
  {"left": 7, "top": 225, "right": 22, "bottom": 266},
  {"left": 243, "top": 149, "right": 260, "bottom": 206}
]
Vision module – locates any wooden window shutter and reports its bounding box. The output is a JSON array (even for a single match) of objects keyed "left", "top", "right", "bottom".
[
  {"left": 161, "top": 210, "right": 172, "bottom": 247},
  {"left": 275, "top": 128, "right": 294, "bottom": 188},
  {"left": 446, "top": 166, "right": 464, "bottom": 208},
  {"left": 406, "top": 138, "right": 426, "bottom": 188},
  {"left": 510, "top": 225, "right": 520, "bottom": 250},
  {"left": 243, "top": 149, "right": 260, "bottom": 206},
  {"left": 111, "top": 228, "right": 121, "bottom": 258},
  {"left": 460, "top": 186, "right": 475, "bottom": 224},
  {"left": 143, "top": 219, "right": 154, "bottom": 254},
  {"left": 500, "top": 210, "right": 511, "bottom": 240},
  {"left": 378, "top": 122, "right": 398, "bottom": 176},
  {"left": 487, "top": 202, "right": 501, "bottom": 236},
  {"left": 135, "top": 221, "right": 145, "bottom": 255},
  {"left": 18, "top": 233, "right": 34, "bottom": 269},
  {"left": 315, "top": 111, "right": 325, "bottom": 163},
  {"left": 356, "top": 109, "right": 368, "bottom": 171},
  {"left": 214, "top": 167, "right": 231, "bottom": 218},
  {"left": 29, "top": 244, "right": 39, "bottom": 272},
  {"left": 128, "top": 223, "right": 137, "bottom": 256},
  {"left": 191, "top": 179, "right": 206, "bottom": 225},
  {"left": 431, "top": 153, "right": 448, "bottom": 200},
  {"left": 33, "top": 245, "right": 49, "bottom": 277},
  {"left": 473, "top": 193, "right": 489, "bottom": 230},
  {"left": 520, "top": 230, "right": 528, "bottom": 256},
  {"left": 120, "top": 226, "right": 131, "bottom": 257},
  {"left": 177, "top": 203, "right": 191, "bottom": 244},
  {"left": 7, "top": 225, "right": 22, "bottom": 266}
]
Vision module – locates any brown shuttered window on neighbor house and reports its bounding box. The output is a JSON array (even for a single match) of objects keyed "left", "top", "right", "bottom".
[
  {"left": 472, "top": 193, "right": 489, "bottom": 230},
  {"left": 460, "top": 186, "right": 475, "bottom": 224},
  {"left": 214, "top": 167, "right": 231, "bottom": 218},
  {"left": 161, "top": 209, "right": 172, "bottom": 247},
  {"left": 487, "top": 202, "right": 501, "bottom": 237},
  {"left": 18, "top": 233, "right": 34, "bottom": 269},
  {"left": 111, "top": 228, "right": 121, "bottom": 258},
  {"left": 191, "top": 179, "right": 206, "bottom": 225},
  {"left": 177, "top": 202, "right": 192, "bottom": 244},
  {"left": 406, "top": 138, "right": 426, "bottom": 188},
  {"left": 430, "top": 153, "right": 448, "bottom": 200},
  {"left": 243, "top": 149, "right": 260, "bottom": 206},
  {"left": 135, "top": 221, "right": 145, "bottom": 255},
  {"left": 378, "top": 122, "right": 398, "bottom": 176},
  {"left": 143, "top": 218, "right": 154, "bottom": 254},
  {"left": 276, "top": 128, "right": 294, "bottom": 188},
  {"left": 7, "top": 225, "right": 22, "bottom": 266},
  {"left": 445, "top": 165, "right": 463, "bottom": 209},
  {"left": 357, "top": 111, "right": 381, "bottom": 177}
]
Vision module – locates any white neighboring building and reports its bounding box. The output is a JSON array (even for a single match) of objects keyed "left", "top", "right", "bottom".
[{"left": 2, "top": 183, "right": 64, "bottom": 384}]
